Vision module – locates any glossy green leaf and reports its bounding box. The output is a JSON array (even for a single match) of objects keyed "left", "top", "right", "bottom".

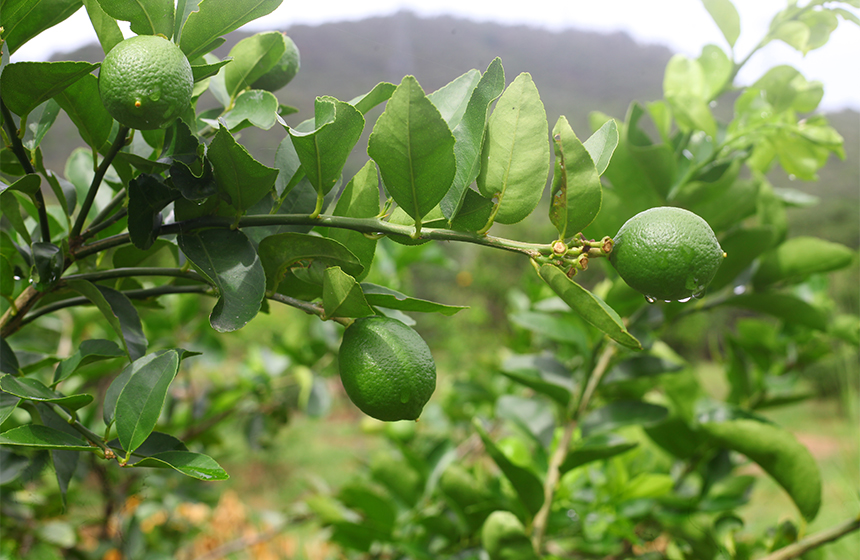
[
  {"left": 258, "top": 232, "right": 363, "bottom": 293},
  {"left": 549, "top": 115, "right": 602, "bottom": 238},
  {"left": 326, "top": 161, "right": 380, "bottom": 281},
  {"left": 31, "top": 242, "right": 63, "bottom": 291},
  {"left": 699, "top": 44, "right": 733, "bottom": 99},
  {"left": 82, "top": 0, "right": 124, "bottom": 54},
  {"left": 208, "top": 125, "right": 278, "bottom": 213},
  {"left": 0, "top": 61, "right": 98, "bottom": 118},
  {"left": 97, "top": 0, "right": 174, "bottom": 38},
  {"left": 289, "top": 97, "right": 365, "bottom": 202},
  {"left": 53, "top": 339, "right": 124, "bottom": 385},
  {"left": 368, "top": 75, "right": 456, "bottom": 225},
  {"left": 772, "top": 20, "right": 811, "bottom": 53},
  {"left": 427, "top": 69, "right": 481, "bottom": 129},
  {"left": 0, "top": 374, "right": 93, "bottom": 410},
  {"left": 0, "top": 392, "right": 21, "bottom": 427},
  {"left": 108, "top": 430, "right": 188, "bottom": 459},
  {"left": 114, "top": 349, "right": 180, "bottom": 454},
  {"left": 753, "top": 65, "right": 824, "bottom": 113},
  {"left": 701, "top": 0, "right": 741, "bottom": 47},
  {"left": 440, "top": 58, "right": 505, "bottom": 221},
  {"left": 538, "top": 265, "right": 641, "bottom": 350},
  {"left": 477, "top": 72, "right": 549, "bottom": 225},
  {"left": 134, "top": 450, "right": 229, "bottom": 480},
  {"left": 348, "top": 82, "right": 397, "bottom": 115},
  {"left": 473, "top": 419, "right": 544, "bottom": 515},
  {"left": 700, "top": 418, "right": 821, "bottom": 520},
  {"left": 560, "top": 433, "right": 638, "bottom": 473},
  {"left": 499, "top": 353, "right": 573, "bottom": 406},
  {"left": 582, "top": 118, "right": 619, "bottom": 176},
  {"left": 0, "top": 425, "right": 92, "bottom": 451},
  {"left": 0, "top": 192, "right": 31, "bottom": 244},
  {"left": 67, "top": 280, "right": 148, "bottom": 360},
  {"left": 603, "top": 355, "right": 684, "bottom": 384},
  {"left": 22, "top": 99, "right": 61, "bottom": 152},
  {"left": 361, "top": 283, "right": 467, "bottom": 316},
  {"left": 190, "top": 57, "right": 231, "bottom": 82},
  {"left": 509, "top": 310, "right": 589, "bottom": 349},
  {"left": 753, "top": 236, "right": 855, "bottom": 289},
  {"left": 580, "top": 400, "right": 669, "bottom": 437},
  {"left": 624, "top": 103, "right": 678, "bottom": 199},
  {"left": 222, "top": 89, "right": 279, "bottom": 131},
  {"left": 0, "top": 338, "right": 21, "bottom": 375},
  {"left": 178, "top": 228, "right": 265, "bottom": 332},
  {"left": 707, "top": 227, "right": 774, "bottom": 292},
  {"left": 179, "top": 0, "right": 282, "bottom": 60},
  {"left": 0, "top": 0, "right": 82, "bottom": 55},
  {"left": 34, "top": 404, "right": 80, "bottom": 506},
  {"left": 725, "top": 293, "right": 826, "bottom": 331},
  {"left": 128, "top": 174, "right": 177, "bottom": 250},
  {"left": 3, "top": 174, "right": 41, "bottom": 196},
  {"left": 223, "top": 31, "right": 286, "bottom": 99},
  {"left": 322, "top": 267, "right": 374, "bottom": 319}
]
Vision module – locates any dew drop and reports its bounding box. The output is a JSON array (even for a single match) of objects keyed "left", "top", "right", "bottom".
[
  {"left": 709, "top": 101, "right": 717, "bottom": 108},
  {"left": 644, "top": 295, "right": 657, "bottom": 304},
  {"left": 400, "top": 389, "right": 411, "bottom": 404},
  {"left": 677, "top": 296, "right": 693, "bottom": 303},
  {"left": 149, "top": 86, "right": 162, "bottom": 101},
  {"left": 732, "top": 285, "right": 746, "bottom": 295}
]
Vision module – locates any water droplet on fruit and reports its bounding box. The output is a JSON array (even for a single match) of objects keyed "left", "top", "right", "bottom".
[
  {"left": 644, "top": 295, "right": 657, "bottom": 304},
  {"left": 400, "top": 389, "right": 411, "bottom": 403},
  {"left": 149, "top": 86, "right": 162, "bottom": 101}
]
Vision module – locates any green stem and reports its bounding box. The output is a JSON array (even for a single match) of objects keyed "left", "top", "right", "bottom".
[
  {"left": 76, "top": 214, "right": 554, "bottom": 261},
  {"left": 18, "top": 284, "right": 211, "bottom": 328},
  {"left": 1, "top": 99, "right": 51, "bottom": 243},
  {"left": 48, "top": 402, "right": 113, "bottom": 458},
  {"left": 758, "top": 516, "right": 860, "bottom": 560},
  {"left": 531, "top": 343, "right": 617, "bottom": 553},
  {"left": 83, "top": 188, "right": 127, "bottom": 236},
  {"left": 81, "top": 207, "right": 128, "bottom": 240},
  {"left": 63, "top": 267, "right": 206, "bottom": 284},
  {"left": 268, "top": 293, "right": 351, "bottom": 326},
  {"left": 70, "top": 126, "right": 130, "bottom": 241}
]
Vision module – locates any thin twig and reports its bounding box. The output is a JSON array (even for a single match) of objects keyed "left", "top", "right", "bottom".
[
  {"left": 532, "top": 343, "right": 617, "bottom": 553},
  {"left": 70, "top": 126, "right": 130, "bottom": 240},
  {"left": 1, "top": 99, "right": 51, "bottom": 243},
  {"left": 758, "top": 516, "right": 860, "bottom": 560}
]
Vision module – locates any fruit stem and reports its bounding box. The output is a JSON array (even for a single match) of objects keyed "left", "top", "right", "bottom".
[{"left": 70, "top": 126, "right": 130, "bottom": 241}]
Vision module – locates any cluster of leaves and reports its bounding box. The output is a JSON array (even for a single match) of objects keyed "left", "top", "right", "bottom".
[{"left": 0, "top": 0, "right": 858, "bottom": 558}]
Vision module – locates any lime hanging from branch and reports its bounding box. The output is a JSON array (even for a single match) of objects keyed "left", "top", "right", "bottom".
[
  {"left": 338, "top": 316, "right": 436, "bottom": 421},
  {"left": 608, "top": 206, "right": 726, "bottom": 302},
  {"left": 98, "top": 35, "right": 193, "bottom": 130}
]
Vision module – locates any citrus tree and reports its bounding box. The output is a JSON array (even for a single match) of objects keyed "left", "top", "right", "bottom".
[{"left": 0, "top": 0, "right": 858, "bottom": 558}]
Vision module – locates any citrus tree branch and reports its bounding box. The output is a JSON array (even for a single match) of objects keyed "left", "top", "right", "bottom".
[
  {"left": 532, "top": 343, "right": 617, "bottom": 553},
  {"left": 1, "top": 99, "right": 51, "bottom": 243},
  {"left": 70, "top": 126, "right": 130, "bottom": 241},
  {"left": 758, "top": 516, "right": 860, "bottom": 560}
]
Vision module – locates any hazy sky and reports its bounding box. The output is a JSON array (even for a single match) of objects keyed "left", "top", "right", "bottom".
[{"left": 10, "top": 0, "right": 859, "bottom": 110}]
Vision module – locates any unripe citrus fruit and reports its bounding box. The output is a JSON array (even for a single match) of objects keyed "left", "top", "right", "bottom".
[
  {"left": 249, "top": 35, "right": 300, "bottom": 92},
  {"left": 338, "top": 316, "right": 436, "bottom": 421},
  {"left": 481, "top": 511, "right": 539, "bottom": 560},
  {"left": 98, "top": 35, "right": 193, "bottom": 130},
  {"left": 608, "top": 206, "right": 725, "bottom": 302}
]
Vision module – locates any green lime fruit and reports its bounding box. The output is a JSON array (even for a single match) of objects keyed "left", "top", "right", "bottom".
[
  {"left": 481, "top": 511, "right": 539, "bottom": 560},
  {"left": 338, "top": 316, "right": 436, "bottom": 421},
  {"left": 609, "top": 206, "right": 725, "bottom": 302},
  {"left": 98, "top": 35, "right": 193, "bottom": 130},
  {"left": 249, "top": 35, "right": 300, "bottom": 91}
]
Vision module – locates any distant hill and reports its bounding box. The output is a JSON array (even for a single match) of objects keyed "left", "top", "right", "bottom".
[{"left": 44, "top": 11, "right": 858, "bottom": 251}]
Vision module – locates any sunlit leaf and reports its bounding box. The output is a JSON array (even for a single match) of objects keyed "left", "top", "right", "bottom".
[{"left": 477, "top": 72, "right": 549, "bottom": 225}]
